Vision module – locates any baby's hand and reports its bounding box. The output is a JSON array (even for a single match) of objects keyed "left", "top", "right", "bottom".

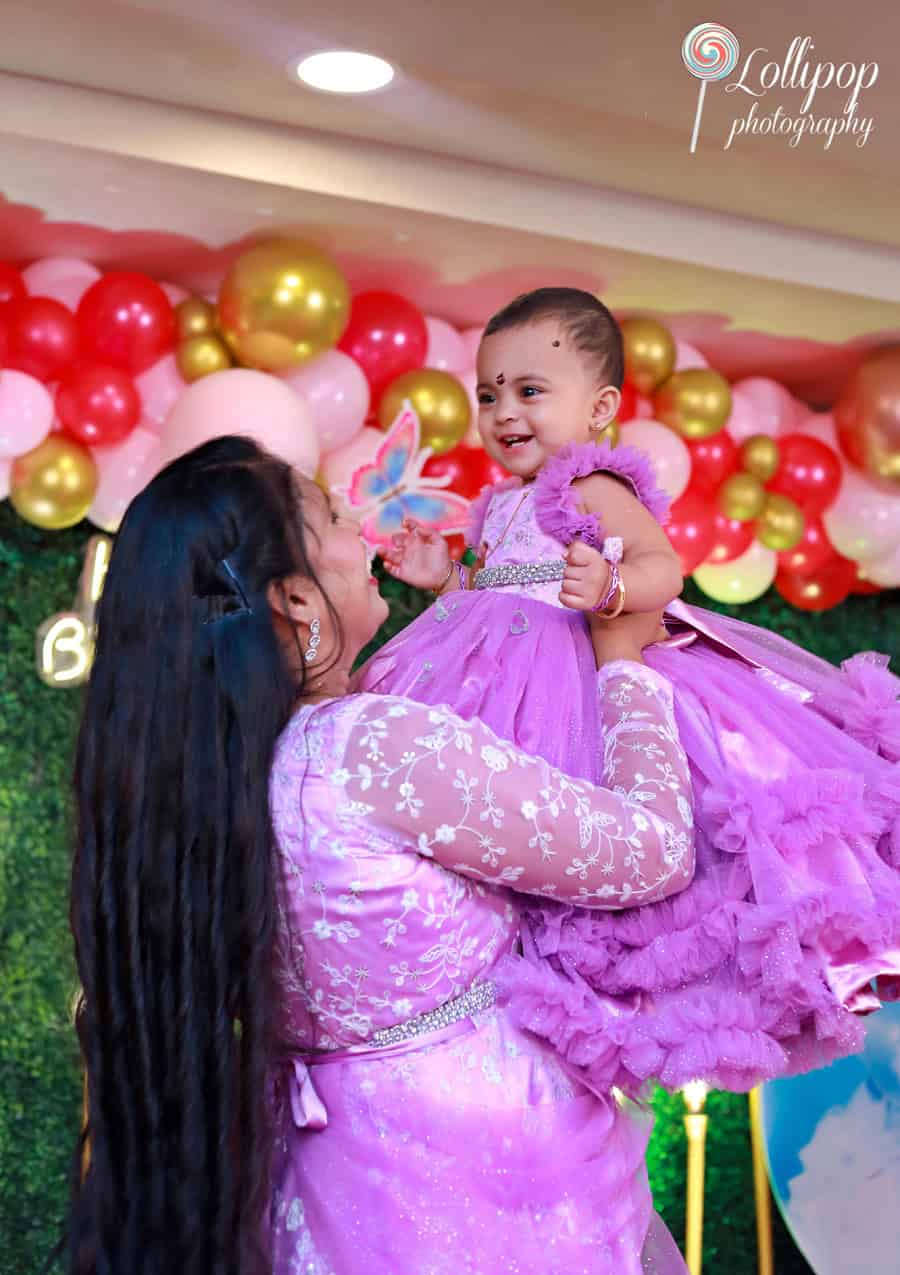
[
  {"left": 559, "top": 541, "right": 612, "bottom": 612},
  {"left": 382, "top": 518, "right": 452, "bottom": 591}
]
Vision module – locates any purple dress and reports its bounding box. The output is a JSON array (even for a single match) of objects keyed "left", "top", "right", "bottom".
[
  {"left": 268, "top": 664, "right": 694, "bottom": 1272},
  {"left": 356, "top": 440, "right": 900, "bottom": 1098}
]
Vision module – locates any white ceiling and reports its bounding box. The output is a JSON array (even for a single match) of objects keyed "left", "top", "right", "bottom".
[{"left": 3, "top": 0, "right": 897, "bottom": 248}]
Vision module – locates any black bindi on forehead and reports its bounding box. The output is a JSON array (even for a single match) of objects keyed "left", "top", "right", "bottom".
[
  {"left": 551, "top": 339, "right": 560, "bottom": 347},
  {"left": 495, "top": 372, "right": 505, "bottom": 385}
]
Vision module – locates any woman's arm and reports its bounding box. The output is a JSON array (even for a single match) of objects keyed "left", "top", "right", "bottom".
[
  {"left": 574, "top": 472, "right": 683, "bottom": 614},
  {"left": 334, "top": 662, "right": 694, "bottom": 908}
]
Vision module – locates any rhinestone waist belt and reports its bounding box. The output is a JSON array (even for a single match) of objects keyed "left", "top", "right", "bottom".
[
  {"left": 370, "top": 980, "right": 497, "bottom": 1048},
  {"left": 473, "top": 561, "right": 566, "bottom": 590}
]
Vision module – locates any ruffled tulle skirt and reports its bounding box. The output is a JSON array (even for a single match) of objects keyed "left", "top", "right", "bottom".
[{"left": 356, "top": 591, "right": 900, "bottom": 1096}]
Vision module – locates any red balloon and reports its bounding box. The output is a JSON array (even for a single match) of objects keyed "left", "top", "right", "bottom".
[
  {"left": 56, "top": 362, "right": 141, "bottom": 447},
  {"left": 774, "top": 554, "right": 856, "bottom": 611},
  {"left": 423, "top": 445, "right": 508, "bottom": 501},
  {"left": 686, "top": 431, "right": 739, "bottom": 493},
  {"left": 617, "top": 381, "right": 638, "bottom": 422},
  {"left": 705, "top": 510, "right": 755, "bottom": 565},
  {"left": 338, "top": 291, "right": 427, "bottom": 405},
  {"left": 767, "top": 433, "right": 842, "bottom": 515},
  {"left": 3, "top": 296, "right": 80, "bottom": 381},
  {"left": 850, "top": 568, "right": 882, "bottom": 596},
  {"left": 0, "top": 262, "right": 26, "bottom": 310},
  {"left": 664, "top": 487, "right": 717, "bottom": 575},
  {"left": 776, "top": 517, "right": 836, "bottom": 577},
  {"left": 77, "top": 272, "right": 175, "bottom": 375}
]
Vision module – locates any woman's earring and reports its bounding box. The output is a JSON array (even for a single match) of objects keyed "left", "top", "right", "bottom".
[{"left": 305, "top": 617, "right": 321, "bottom": 664}]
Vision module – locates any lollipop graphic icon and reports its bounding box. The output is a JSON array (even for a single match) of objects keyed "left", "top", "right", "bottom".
[{"left": 682, "top": 22, "right": 740, "bottom": 153}]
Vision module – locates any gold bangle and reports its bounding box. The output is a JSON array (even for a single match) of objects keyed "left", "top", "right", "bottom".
[{"left": 597, "top": 577, "right": 626, "bottom": 619}]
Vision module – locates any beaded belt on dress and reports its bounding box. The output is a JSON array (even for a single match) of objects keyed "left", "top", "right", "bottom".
[
  {"left": 473, "top": 561, "right": 565, "bottom": 590},
  {"left": 370, "top": 980, "right": 496, "bottom": 1047}
]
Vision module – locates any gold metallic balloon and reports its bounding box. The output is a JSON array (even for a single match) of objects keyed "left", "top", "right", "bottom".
[
  {"left": 741, "top": 434, "right": 780, "bottom": 482},
  {"left": 378, "top": 369, "right": 471, "bottom": 456},
  {"left": 175, "top": 297, "right": 217, "bottom": 341},
  {"left": 10, "top": 436, "right": 97, "bottom": 530},
  {"left": 620, "top": 318, "right": 676, "bottom": 395},
  {"left": 756, "top": 493, "right": 805, "bottom": 551},
  {"left": 719, "top": 471, "right": 766, "bottom": 522},
  {"left": 654, "top": 369, "right": 732, "bottom": 440},
  {"left": 177, "top": 334, "right": 233, "bottom": 383},
  {"left": 835, "top": 346, "right": 900, "bottom": 485},
  {"left": 217, "top": 239, "right": 350, "bottom": 371}
]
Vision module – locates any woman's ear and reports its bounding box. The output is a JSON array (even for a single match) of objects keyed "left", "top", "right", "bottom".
[
  {"left": 591, "top": 385, "right": 622, "bottom": 430},
  {"left": 267, "top": 574, "right": 317, "bottom": 626}
]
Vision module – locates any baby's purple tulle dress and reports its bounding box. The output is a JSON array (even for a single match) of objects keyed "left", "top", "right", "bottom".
[{"left": 356, "top": 440, "right": 900, "bottom": 1098}]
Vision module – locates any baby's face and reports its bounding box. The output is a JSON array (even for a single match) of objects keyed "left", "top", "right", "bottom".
[{"left": 475, "top": 319, "right": 618, "bottom": 478}]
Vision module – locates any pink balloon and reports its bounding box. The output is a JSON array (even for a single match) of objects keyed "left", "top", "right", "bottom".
[
  {"left": 0, "top": 456, "right": 10, "bottom": 500},
  {"left": 460, "top": 326, "right": 484, "bottom": 366},
  {"left": 675, "top": 340, "right": 708, "bottom": 371},
  {"left": 160, "top": 282, "right": 189, "bottom": 306},
  {"left": 22, "top": 257, "right": 102, "bottom": 310},
  {"left": 157, "top": 368, "right": 319, "bottom": 476},
  {"left": 798, "top": 410, "right": 839, "bottom": 451},
  {"left": 319, "top": 426, "right": 383, "bottom": 497},
  {"left": 425, "top": 317, "right": 468, "bottom": 373},
  {"left": 88, "top": 425, "right": 162, "bottom": 532},
  {"left": 0, "top": 369, "right": 54, "bottom": 456},
  {"left": 823, "top": 465, "right": 900, "bottom": 563},
  {"left": 617, "top": 418, "right": 691, "bottom": 501},
  {"left": 279, "top": 350, "right": 370, "bottom": 454},
  {"left": 135, "top": 353, "right": 187, "bottom": 430},
  {"left": 633, "top": 393, "right": 655, "bottom": 420},
  {"left": 728, "top": 377, "right": 800, "bottom": 442}
]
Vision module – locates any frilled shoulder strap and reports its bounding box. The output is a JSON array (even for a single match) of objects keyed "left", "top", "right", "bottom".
[
  {"left": 466, "top": 476, "right": 523, "bottom": 547},
  {"left": 533, "top": 441, "right": 671, "bottom": 549}
]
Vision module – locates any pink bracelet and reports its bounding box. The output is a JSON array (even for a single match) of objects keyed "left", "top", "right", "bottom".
[{"left": 592, "top": 560, "right": 621, "bottom": 613}]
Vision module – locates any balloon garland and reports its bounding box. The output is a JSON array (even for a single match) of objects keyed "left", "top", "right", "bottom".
[{"left": 0, "top": 245, "right": 897, "bottom": 622}]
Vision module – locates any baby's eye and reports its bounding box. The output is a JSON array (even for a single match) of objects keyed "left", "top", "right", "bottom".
[
  {"left": 477, "top": 392, "right": 495, "bottom": 406},
  {"left": 520, "top": 385, "right": 542, "bottom": 398}
]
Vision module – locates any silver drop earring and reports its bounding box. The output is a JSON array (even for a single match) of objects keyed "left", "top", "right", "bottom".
[{"left": 305, "top": 617, "right": 321, "bottom": 664}]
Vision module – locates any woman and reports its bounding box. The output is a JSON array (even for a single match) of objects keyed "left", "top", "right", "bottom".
[{"left": 67, "top": 436, "right": 694, "bottom": 1275}]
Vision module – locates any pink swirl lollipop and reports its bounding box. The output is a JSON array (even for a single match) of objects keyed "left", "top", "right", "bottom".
[{"left": 681, "top": 22, "right": 740, "bottom": 152}]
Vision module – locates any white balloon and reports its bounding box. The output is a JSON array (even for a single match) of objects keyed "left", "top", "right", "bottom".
[
  {"left": 693, "top": 540, "right": 777, "bottom": 604},
  {"left": 618, "top": 419, "right": 692, "bottom": 501},
  {"left": 798, "top": 411, "right": 839, "bottom": 450},
  {"left": 0, "top": 456, "right": 10, "bottom": 501},
  {"left": 425, "top": 317, "right": 468, "bottom": 373},
  {"left": 675, "top": 340, "right": 708, "bottom": 371},
  {"left": 855, "top": 541, "right": 900, "bottom": 588}
]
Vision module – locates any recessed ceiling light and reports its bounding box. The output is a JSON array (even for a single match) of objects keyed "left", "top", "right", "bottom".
[{"left": 295, "top": 51, "right": 394, "bottom": 94}]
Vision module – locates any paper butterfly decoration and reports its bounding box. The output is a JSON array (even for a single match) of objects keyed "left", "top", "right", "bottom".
[{"left": 333, "top": 402, "right": 471, "bottom": 548}]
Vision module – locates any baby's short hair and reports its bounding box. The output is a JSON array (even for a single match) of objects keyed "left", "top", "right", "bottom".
[{"left": 483, "top": 287, "right": 624, "bottom": 388}]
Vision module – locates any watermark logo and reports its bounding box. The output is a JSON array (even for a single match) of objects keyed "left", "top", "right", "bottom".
[
  {"left": 682, "top": 26, "right": 878, "bottom": 152},
  {"left": 682, "top": 23, "right": 740, "bottom": 153}
]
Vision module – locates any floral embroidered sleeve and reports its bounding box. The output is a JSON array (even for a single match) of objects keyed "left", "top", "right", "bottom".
[{"left": 334, "top": 661, "right": 694, "bottom": 908}]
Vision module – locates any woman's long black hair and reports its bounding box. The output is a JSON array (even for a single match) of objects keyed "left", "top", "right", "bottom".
[{"left": 66, "top": 435, "right": 321, "bottom": 1274}]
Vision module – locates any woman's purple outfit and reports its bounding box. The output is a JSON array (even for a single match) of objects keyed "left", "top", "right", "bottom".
[{"left": 268, "top": 663, "right": 694, "bottom": 1272}]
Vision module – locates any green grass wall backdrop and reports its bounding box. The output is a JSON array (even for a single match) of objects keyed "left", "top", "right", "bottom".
[{"left": 2, "top": 498, "right": 896, "bottom": 1273}]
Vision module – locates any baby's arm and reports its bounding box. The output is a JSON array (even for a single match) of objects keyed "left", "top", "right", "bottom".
[
  {"left": 382, "top": 520, "right": 465, "bottom": 595},
  {"left": 573, "top": 473, "right": 682, "bottom": 614}
]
